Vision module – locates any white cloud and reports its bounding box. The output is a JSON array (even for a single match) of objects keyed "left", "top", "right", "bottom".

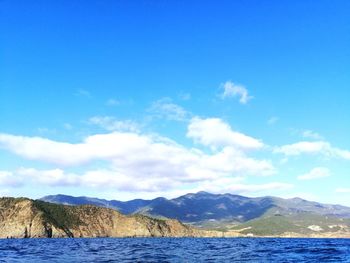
[
  {"left": 179, "top": 93, "right": 191, "bottom": 101},
  {"left": 0, "top": 132, "right": 151, "bottom": 166},
  {"left": 220, "top": 81, "right": 252, "bottom": 104},
  {"left": 302, "top": 130, "right": 323, "bottom": 140},
  {"left": 333, "top": 148, "right": 350, "bottom": 160},
  {"left": 0, "top": 171, "right": 23, "bottom": 187},
  {"left": 190, "top": 146, "right": 275, "bottom": 178},
  {"left": 280, "top": 157, "right": 289, "bottom": 164},
  {"left": 106, "top": 99, "right": 119, "bottom": 106},
  {"left": 88, "top": 116, "right": 139, "bottom": 132},
  {"left": 336, "top": 188, "right": 350, "bottom": 193},
  {"left": 16, "top": 168, "right": 174, "bottom": 192},
  {"left": 1, "top": 166, "right": 284, "bottom": 195},
  {"left": 37, "top": 127, "right": 57, "bottom": 135},
  {"left": 197, "top": 179, "right": 293, "bottom": 194},
  {"left": 267, "top": 117, "right": 279, "bottom": 125},
  {"left": 17, "top": 168, "right": 79, "bottom": 187},
  {"left": 0, "top": 129, "right": 275, "bottom": 192},
  {"left": 75, "top": 89, "right": 92, "bottom": 98},
  {"left": 149, "top": 98, "right": 190, "bottom": 121},
  {"left": 274, "top": 141, "right": 350, "bottom": 160},
  {"left": 275, "top": 141, "right": 329, "bottom": 155},
  {"left": 297, "top": 167, "right": 331, "bottom": 180},
  {"left": 187, "top": 117, "right": 264, "bottom": 151},
  {"left": 63, "top": 123, "right": 73, "bottom": 130}
]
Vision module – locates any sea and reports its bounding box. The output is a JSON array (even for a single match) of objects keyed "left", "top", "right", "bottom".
[{"left": 0, "top": 238, "right": 349, "bottom": 262}]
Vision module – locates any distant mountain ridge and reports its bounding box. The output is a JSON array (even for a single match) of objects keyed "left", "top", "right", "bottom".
[
  {"left": 41, "top": 194, "right": 154, "bottom": 214},
  {"left": 40, "top": 192, "right": 350, "bottom": 229}
]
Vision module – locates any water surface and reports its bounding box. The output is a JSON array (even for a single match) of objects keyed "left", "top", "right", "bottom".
[{"left": 0, "top": 238, "right": 349, "bottom": 262}]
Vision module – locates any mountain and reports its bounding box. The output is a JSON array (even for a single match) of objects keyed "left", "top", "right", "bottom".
[
  {"left": 41, "top": 192, "right": 350, "bottom": 229},
  {"left": 41, "top": 194, "right": 153, "bottom": 214},
  {"left": 2, "top": 195, "right": 350, "bottom": 238},
  {"left": 0, "top": 197, "right": 225, "bottom": 238}
]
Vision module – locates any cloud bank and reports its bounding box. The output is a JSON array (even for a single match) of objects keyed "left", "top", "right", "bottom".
[{"left": 0, "top": 117, "right": 277, "bottom": 193}]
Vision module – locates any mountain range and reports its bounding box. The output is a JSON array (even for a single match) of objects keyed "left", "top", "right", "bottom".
[{"left": 41, "top": 192, "right": 350, "bottom": 236}]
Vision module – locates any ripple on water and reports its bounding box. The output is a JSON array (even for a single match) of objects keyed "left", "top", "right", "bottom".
[{"left": 0, "top": 238, "right": 350, "bottom": 262}]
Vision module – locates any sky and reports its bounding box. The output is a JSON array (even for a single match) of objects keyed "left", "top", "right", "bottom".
[{"left": 0, "top": 0, "right": 350, "bottom": 204}]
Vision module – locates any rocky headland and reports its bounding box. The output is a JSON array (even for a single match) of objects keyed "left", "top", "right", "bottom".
[{"left": 0, "top": 197, "right": 226, "bottom": 238}]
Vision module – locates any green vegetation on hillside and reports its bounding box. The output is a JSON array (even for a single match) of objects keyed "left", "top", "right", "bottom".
[
  {"left": 230, "top": 213, "right": 350, "bottom": 236},
  {"left": 0, "top": 197, "right": 30, "bottom": 207},
  {"left": 33, "top": 200, "right": 83, "bottom": 232}
]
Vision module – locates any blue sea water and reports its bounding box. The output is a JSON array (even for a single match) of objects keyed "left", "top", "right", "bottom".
[{"left": 0, "top": 238, "right": 349, "bottom": 262}]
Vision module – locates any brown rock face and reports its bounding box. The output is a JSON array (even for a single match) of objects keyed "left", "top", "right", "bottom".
[
  {"left": 0, "top": 198, "right": 66, "bottom": 238},
  {"left": 0, "top": 198, "right": 222, "bottom": 238}
]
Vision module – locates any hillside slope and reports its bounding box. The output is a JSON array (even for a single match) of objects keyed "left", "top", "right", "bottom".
[
  {"left": 231, "top": 213, "right": 350, "bottom": 238},
  {"left": 0, "top": 197, "right": 223, "bottom": 238}
]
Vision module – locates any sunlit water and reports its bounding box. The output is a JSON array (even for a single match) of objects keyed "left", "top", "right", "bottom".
[{"left": 1, "top": 238, "right": 349, "bottom": 262}]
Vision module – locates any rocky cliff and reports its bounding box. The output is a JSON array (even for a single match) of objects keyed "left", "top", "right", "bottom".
[{"left": 0, "top": 197, "right": 224, "bottom": 238}]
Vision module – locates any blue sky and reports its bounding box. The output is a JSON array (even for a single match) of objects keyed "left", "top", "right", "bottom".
[{"left": 0, "top": 0, "right": 350, "bottom": 204}]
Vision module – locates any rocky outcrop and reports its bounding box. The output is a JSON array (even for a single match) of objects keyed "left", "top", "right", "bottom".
[
  {"left": 0, "top": 197, "right": 224, "bottom": 238},
  {"left": 0, "top": 198, "right": 66, "bottom": 238}
]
